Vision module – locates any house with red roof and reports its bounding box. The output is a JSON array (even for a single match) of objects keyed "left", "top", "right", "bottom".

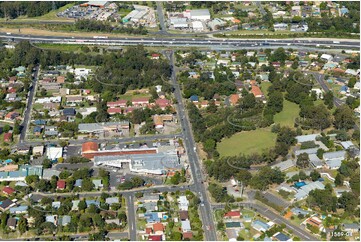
[
  {"left": 182, "top": 232, "right": 193, "bottom": 239},
  {"left": 224, "top": 210, "right": 241, "bottom": 219},
  {"left": 251, "top": 85, "right": 264, "bottom": 98},
  {"left": 107, "top": 100, "right": 127, "bottom": 108},
  {"left": 155, "top": 99, "right": 170, "bottom": 110},
  {"left": 57, "top": 180, "right": 66, "bottom": 190},
  {"left": 107, "top": 108, "right": 122, "bottom": 115},
  {"left": 132, "top": 97, "right": 150, "bottom": 107},
  {"left": 2, "top": 186, "right": 15, "bottom": 196},
  {"left": 145, "top": 227, "right": 152, "bottom": 234},
  {"left": 3, "top": 133, "right": 12, "bottom": 143},
  {"left": 153, "top": 222, "right": 165, "bottom": 234},
  {"left": 151, "top": 53, "right": 160, "bottom": 60},
  {"left": 229, "top": 94, "right": 240, "bottom": 106},
  {"left": 148, "top": 235, "right": 162, "bottom": 241}
]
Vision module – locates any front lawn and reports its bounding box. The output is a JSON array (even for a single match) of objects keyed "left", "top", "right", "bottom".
[
  {"left": 217, "top": 128, "right": 277, "bottom": 157},
  {"left": 274, "top": 100, "right": 300, "bottom": 127}
]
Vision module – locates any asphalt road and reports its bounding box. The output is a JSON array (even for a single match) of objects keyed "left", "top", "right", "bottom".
[
  {"left": 165, "top": 50, "right": 218, "bottom": 241},
  {"left": 19, "top": 65, "right": 39, "bottom": 143},
  {"left": 0, "top": 33, "right": 359, "bottom": 50},
  {"left": 211, "top": 202, "right": 319, "bottom": 241},
  {"left": 156, "top": 2, "right": 166, "bottom": 33},
  {"left": 126, "top": 194, "right": 137, "bottom": 241}
]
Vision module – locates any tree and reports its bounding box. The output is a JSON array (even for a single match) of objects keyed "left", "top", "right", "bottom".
[
  {"left": 338, "top": 192, "right": 358, "bottom": 213},
  {"left": 82, "top": 178, "right": 94, "bottom": 191},
  {"left": 18, "top": 217, "right": 28, "bottom": 234},
  {"left": 310, "top": 170, "right": 320, "bottom": 181},
  {"left": 296, "top": 153, "right": 310, "bottom": 168},
  {"left": 347, "top": 77, "right": 357, "bottom": 88},
  {"left": 323, "top": 91, "right": 334, "bottom": 109},
  {"left": 298, "top": 170, "right": 308, "bottom": 180},
  {"left": 25, "top": 174, "right": 39, "bottom": 185},
  {"left": 3, "top": 124, "right": 10, "bottom": 133},
  {"left": 240, "top": 93, "right": 256, "bottom": 109},
  {"left": 235, "top": 170, "right": 252, "bottom": 186},
  {"left": 334, "top": 105, "right": 355, "bottom": 130},
  {"left": 78, "top": 200, "right": 87, "bottom": 211},
  {"left": 334, "top": 173, "right": 344, "bottom": 186}
]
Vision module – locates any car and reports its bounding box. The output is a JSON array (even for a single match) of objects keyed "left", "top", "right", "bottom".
[{"left": 206, "top": 225, "right": 210, "bottom": 230}]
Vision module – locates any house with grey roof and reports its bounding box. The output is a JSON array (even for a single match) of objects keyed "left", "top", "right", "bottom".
[
  {"left": 140, "top": 194, "right": 159, "bottom": 203},
  {"left": 309, "top": 154, "right": 323, "bottom": 168},
  {"left": 46, "top": 215, "right": 57, "bottom": 225},
  {"left": 59, "top": 215, "right": 71, "bottom": 226},
  {"left": 340, "top": 141, "right": 355, "bottom": 149},
  {"left": 252, "top": 220, "right": 271, "bottom": 232},
  {"left": 42, "top": 169, "right": 61, "bottom": 180},
  {"left": 72, "top": 200, "right": 80, "bottom": 210},
  {"left": 92, "top": 179, "right": 103, "bottom": 189},
  {"left": 343, "top": 223, "right": 360, "bottom": 233},
  {"left": 295, "top": 148, "right": 318, "bottom": 156},
  {"left": 325, "top": 158, "right": 342, "bottom": 169},
  {"left": 323, "top": 150, "right": 346, "bottom": 160},
  {"left": 9, "top": 205, "right": 28, "bottom": 214},
  {"left": 181, "top": 220, "right": 192, "bottom": 232},
  {"left": 52, "top": 201, "right": 61, "bottom": 209},
  {"left": 271, "top": 159, "right": 295, "bottom": 171},
  {"left": 105, "top": 197, "right": 119, "bottom": 205},
  {"left": 296, "top": 134, "right": 320, "bottom": 143},
  {"left": 291, "top": 207, "right": 309, "bottom": 216},
  {"left": 294, "top": 181, "right": 325, "bottom": 201}
]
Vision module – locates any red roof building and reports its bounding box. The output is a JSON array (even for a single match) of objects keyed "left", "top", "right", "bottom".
[
  {"left": 153, "top": 223, "right": 164, "bottom": 232},
  {"left": 82, "top": 142, "right": 99, "bottom": 153},
  {"left": 132, "top": 97, "right": 150, "bottom": 107},
  {"left": 145, "top": 227, "right": 152, "bottom": 234},
  {"left": 224, "top": 210, "right": 241, "bottom": 218},
  {"left": 57, "top": 180, "right": 66, "bottom": 190},
  {"left": 107, "top": 108, "right": 122, "bottom": 115},
  {"left": 148, "top": 235, "right": 162, "bottom": 241},
  {"left": 155, "top": 99, "right": 170, "bottom": 109},
  {"left": 151, "top": 53, "right": 160, "bottom": 59},
  {"left": 251, "top": 85, "right": 263, "bottom": 98},
  {"left": 2, "top": 186, "right": 15, "bottom": 196},
  {"left": 182, "top": 232, "right": 193, "bottom": 239},
  {"left": 107, "top": 100, "right": 127, "bottom": 108},
  {"left": 3, "top": 133, "right": 12, "bottom": 143},
  {"left": 229, "top": 94, "right": 239, "bottom": 106}
]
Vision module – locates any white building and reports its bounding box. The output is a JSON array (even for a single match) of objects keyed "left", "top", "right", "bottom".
[
  {"left": 35, "top": 96, "right": 62, "bottom": 104},
  {"left": 320, "top": 54, "right": 333, "bottom": 62},
  {"left": 192, "top": 21, "right": 204, "bottom": 31},
  {"left": 190, "top": 9, "right": 211, "bottom": 20},
  {"left": 74, "top": 68, "right": 92, "bottom": 80},
  {"left": 170, "top": 17, "right": 188, "bottom": 28},
  {"left": 46, "top": 147, "right": 63, "bottom": 161}
]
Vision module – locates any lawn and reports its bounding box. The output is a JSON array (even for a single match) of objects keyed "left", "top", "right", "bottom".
[
  {"left": 217, "top": 128, "right": 277, "bottom": 157},
  {"left": 260, "top": 82, "right": 272, "bottom": 98},
  {"left": 274, "top": 100, "right": 300, "bottom": 127}
]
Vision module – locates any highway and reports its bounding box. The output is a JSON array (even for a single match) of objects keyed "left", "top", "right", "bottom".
[
  {"left": 127, "top": 194, "right": 137, "bottom": 241},
  {"left": 211, "top": 202, "right": 319, "bottom": 241},
  {"left": 0, "top": 32, "right": 359, "bottom": 50},
  {"left": 165, "top": 50, "right": 218, "bottom": 241},
  {"left": 19, "top": 65, "right": 39, "bottom": 143}
]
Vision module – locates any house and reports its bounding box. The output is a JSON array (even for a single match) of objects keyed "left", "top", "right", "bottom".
[
  {"left": 145, "top": 212, "right": 161, "bottom": 223},
  {"left": 224, "top": 211, "right": 241, "bottom": 219},
  {"left": 141, "top": 194, "right": 160, "bottom": 203},
  {"left": 9, "top": 205, "right": 28, "bottom": 214},
  {"left": 181, "top": 220, "right": 191, "bottom": 232},
  {"left": 105, "top": 197, "right": 119, "bottom": 205},
  {"left": 63, "top": 108, "right": 76, "bottom": 117},
  {"left": 273, "top": 232, "right": 291, "bottom": 241},
  {"left": 66, "top": 96, "right": 83, "bottom": 106},
  {"left": 189, "top": 9, "right": 211, "bottom": 21},
  {"left": 153, "top": 222, "right": 165, "bottom": 234},
  {"left": 182, "top": 232, "right": 193, "bottom": 240},
  {"left": 304, "top": 216, "right": 323, "bottom": 228},
  {"left": 229, "top": 94, "right": 239, "bottom": 106},
  {"left": 57, "top": 180, "right": 66, "bottom": 190},
  {"left": 59, "top": 215, "right": 71, "bottom": 226},
  {"left": 148, "top": 235, "right": 162, "bottom": 241},
  {"left": 291, "top": 207, "right": 309, "bottom": 216},
  {"left": 251, "top": 85, "right": 264, "bottom": 98},
  {"left": 56, "top": 76, "right": 65, "bottom": 84},
  {"left": 74, "top": 179, "right": 83, "bottom": 187},
  {"left": 2, "top": 186, "right": 15, "bottom": 196},
  {"left": 151, "top": 53, "right": 160, "bottom": 60},
  {"left": 321, "top": 54, "right": 333, "bottom": 62},
  {"left": 295, "top": 134, "right": 320, "bottom": 143},
  {"left": 188, "top": 71, "right": 200, "bottom": 79},
  {"left": 52, "top": 201, "right": 61, "bottom": 209},
  {"left": 33, "top": 146, "right": 44, "bottom": 156},
  {"left": 33, "top": 126, "right": 43, "bottom": 136},
  {"left": 323, "top": 151, "right": 346, "bottom": 160},
  {"left": 92, "top": 179, "right": 103, "bottom": 189},
  {"left": 271, "top": 159, "right": 296, "bottom": 171},
  {"left": 190, "top": 95, "right": 199, "bottom": 102},
  {"left": 5, "top": 111, "right": 20, "bottom": 121},
  {"left": 325, "top": 159, "right": 342, "bottom": 170},
  {"left": 86, "top": 200, "right": 100, "bottom": 207},
  {"left": 4, "top": 133, "right": 12, "bottom": 143},
  {"left": 107, "top": 108, "right": 122, "bottom": 115},
  {"left": 309, "top": 154, "right": 323, "bottom": 169},
  {"left": 252, "top": 220, "right": 271, "bottom": 232},
  {"left": 107, "top": 100, "right": 127, "bottom": 108},
  {"left": 225, "top": 221, "right": 243, "bottom": 229},
  {"left": 0, "top": 199, "right": 16, "bottom": 211},
  {"left": 7, "top": 218, "right": 17, "bottom": 230},
  {"left": 226, "top": 228, "right": 238, "bottom": 241},
  {"left": 46, "top": 215, "right": 57, "bottom": 225},
  {"left": 295, "top": 181, "right": 325, "bottom": 201},
  {"left": 155, "top": 99, "right": 171, "bottom": 110},
  {"left": 342, "top": 223, "right": 360, "bottom": 233},
  {"left": 179, "top": 210, "right": 189, "bottom": 221},
  {"left": 178, "top": 196, "right": 189, "bottom": 211},
  {"left": 105, "top": 219, "right": 121, "bottom": 225},
  {"left": 44, "top": 126, "right": 58, "bottom": 136},
  {"left": 132, "top": 97, "right": 150, "bottom": 107}
]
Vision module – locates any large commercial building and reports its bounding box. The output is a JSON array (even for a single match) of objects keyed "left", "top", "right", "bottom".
[
  {"left": 189, "top": 9, "right": 211, "bottom": 21},
  {"left": 81, "top": 142, "right": 157, "bottom": 159},
  {"left": 94, "top": 152, "right": 181, "bottom": 175}
]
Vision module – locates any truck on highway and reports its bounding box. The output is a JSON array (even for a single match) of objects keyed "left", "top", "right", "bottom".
[{"left": 333, "top": 41, "right": 340, "bottom": 44}]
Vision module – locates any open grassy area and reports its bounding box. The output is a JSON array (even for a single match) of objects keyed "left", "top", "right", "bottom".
[
  {"left": 260, "top": 82, "right": 272, "bottom": 98},
  {"left": 34, "top": 43, "right": 84, "bottom": 52},
  {"left": 217, "top": 128, "right": 277, "bottom": 157},
  {"left": 274, "top": 100, "right": 300, "bottom": 127}
]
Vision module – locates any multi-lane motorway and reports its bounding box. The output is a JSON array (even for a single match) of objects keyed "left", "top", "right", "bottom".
[{"left": 0, "top": 32, "right": 360, "bottom": 50}]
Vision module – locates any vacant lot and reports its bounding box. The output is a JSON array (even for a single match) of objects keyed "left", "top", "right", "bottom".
[
  {"left": 274, "top": 100, "right": 300, "bottom": 127},
  {"left": 217, "top": 128, "right": 277, "bottom": 157}
]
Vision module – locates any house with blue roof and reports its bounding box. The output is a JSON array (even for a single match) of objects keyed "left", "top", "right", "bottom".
[
  {"left": 340, "top": 85, "right": 348, "bottom": 94},
  {"left": 190, "top": 95, "right": 199, "bottom": 102},
  {"left": 33, "top": 126, "right": 43, "bottom": 135},
  {"left": 291, "top": 207, "right": 309, "bottom": 216},
  {"left": 9, "top": 205, "right": 28, "bottom": 214},
  {"left": 340, "top": 6, "right": 349, "bottom": 15},
  {"left": 34, "top": 120, "right": 46, "bottom": 125},
  {"left": 52, "top": 201, "right": 61, "bottom": 209},
  {"left": 45, "top": 215, "right": 57, "bottom": 225},
  {"left": 74, "top": 179, "right": 83, "bottom": 187},
  {"left": 86, "top": 200, "right": 100, "bottom": 207},
  {"left": 273, "top": 232, "right": 291, "bottom": 241},
  {"left": 252, "top": 220, "right": 271, "bottom": 232},
  {"left": 144, "top": 212, "right": 160, "bottom": 223}
]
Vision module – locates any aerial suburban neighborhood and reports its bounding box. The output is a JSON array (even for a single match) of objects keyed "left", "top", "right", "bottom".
[{"left": 0, "top": 0, "right": 359, "bottom": 241}]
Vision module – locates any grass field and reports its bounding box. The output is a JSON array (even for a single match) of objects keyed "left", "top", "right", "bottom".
[
  {"left": 274, "top": 100, "right": 300, "bottom": 127},
  {"left": 260, "top": 82, "right": 272, "bottom": 98},
  {"left": 217, "top": 128, "right": 277, "bottom": 157}
]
